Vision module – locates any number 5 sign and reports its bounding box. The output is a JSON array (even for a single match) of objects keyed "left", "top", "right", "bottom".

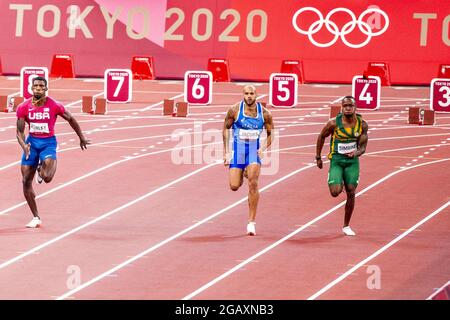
[
  {"left": 184, "top": 71, "right": 212, "bottom": 104},
  {"left": 104, "top": 69, "right": 132, "bottom": 103},
  {"left": 352, "top": 75, "right": 381, "bottom": 110},
  {"left": 430, "top": 78, "right": 450, "bottom": 112},
  {"left": 20, "top": 67, "right": 49, "bottom": 99},
  {"left": 269, "top": 73, "right": 298, "bottom": 108}
]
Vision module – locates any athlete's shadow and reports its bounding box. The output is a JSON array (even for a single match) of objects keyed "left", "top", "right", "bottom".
[
  {"left": 287, "top": 234, "right": 344, "bottom": 244},
  {"left": 181, "top": 234, "right": 248, "bottom": 242},
  {"left": 0, "top": 227, "right": 39, "bottom": 235}
]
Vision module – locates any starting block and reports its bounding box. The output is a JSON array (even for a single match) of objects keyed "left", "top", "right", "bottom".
[
  {"left": 50, "top": 54, "right": 75, "bottom": 78},
  {"left": 174, "top": 102, "right": 188, "bottom": 117},
  {"left": 408, "top": 107, "right": 435, "bottom": 125},
  {"left": 0, "top": 95, "right": 11, "bottom": 112},
  {"left": 365, "top": 62, "right": 390, "bottom": 86},
  {"left": 207, "top": 58, "right": 230, "bottom": 82},
  {"left": 131, "top": 56, "right": 155, "bottom": 80},
  {"left": 163, "top": 99, "right": 175, "bottom": 116},
  {"left": 281, "top": 60, "right": 304, "bottom": 84},
  {"left": 13, "top": 96, "right": 24, "bottom": 111},
  {"left": 330, "top": 105, "right": 341, "bottom": 118},
  {"left": 0, "top": 95, "right": 24, "bottom": 112},
  {"left": 82, "top": 96, "right": 107, "bottom": 115},
  {"left": 438, "top": 64, "right": 450, "bottom": 78}
]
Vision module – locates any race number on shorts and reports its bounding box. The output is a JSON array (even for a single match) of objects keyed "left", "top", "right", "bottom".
[
  {"left": 352, "top": 76, "right": 381, "bottom": 110},
  {"left": 430, "top": 78, "right": 450, "bottom": 112},
  {"left": 184, "top": 71, "right": 213, "bottom": 105},
  {"left": 20, "top": 67, "right": 49, "bottom": 99},
  {"left": 104, "top": 69, "right": 132, "bottom": 103},
  {"left": 269, "top": 73, "right": 298, "bottom": 108}
]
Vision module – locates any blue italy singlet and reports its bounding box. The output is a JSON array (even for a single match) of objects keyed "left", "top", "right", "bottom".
[{"left": 229, "top": 101, "right": 265, "bottom": 169}]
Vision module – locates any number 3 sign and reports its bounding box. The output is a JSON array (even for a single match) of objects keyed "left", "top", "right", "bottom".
[
  {"left": 430, "top": 78, "right": 450, "bottom": 112},
  {"left": 184, "top": 71, "right": 213, "bottom": 105},
  {"left": 352, "top": 75, "right": 381, "bottom": 110},
  {"left": 269, "top": 73, "right": 298, "bottom": 108},
  {"left": 104, "top": 69, "right": 132, "bottom": 103}
]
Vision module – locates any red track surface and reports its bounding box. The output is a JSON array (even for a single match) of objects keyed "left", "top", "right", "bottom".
[{"left": 0, "top": 77, "right": 449, "bottom": 300}]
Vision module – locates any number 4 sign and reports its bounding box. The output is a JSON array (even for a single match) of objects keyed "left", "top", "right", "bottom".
[
  {"left": 184, "top": 71, "right": 213, "bottom": 105},
  {"left": 352, "top": 75, "right": 381, "bottom": 110},
  {"left": 104, "top": 69, "right": 132, "bottom": 103},
  {"left": 269, "top": 73, "right": 298, "bottom": 108},
  {"left": 430, "top": 78, "right": 450, "bottom": 112}
]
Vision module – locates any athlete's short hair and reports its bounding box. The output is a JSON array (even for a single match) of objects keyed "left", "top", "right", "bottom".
[
  {"left": 341, "top": 95, "right": 355, "bottom": 103},
  {"left": 32, "top": 76, "right": 48, "bottom": 87}
]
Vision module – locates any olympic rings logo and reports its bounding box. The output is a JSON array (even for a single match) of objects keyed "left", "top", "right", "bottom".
[{"left": 292, "top": 7, "right": 389, "bottom": 48}]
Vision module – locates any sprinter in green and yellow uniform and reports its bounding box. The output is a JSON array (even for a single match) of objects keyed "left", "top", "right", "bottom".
[{"left": 315, "top": 96, "right": 369, "bottom": 236}]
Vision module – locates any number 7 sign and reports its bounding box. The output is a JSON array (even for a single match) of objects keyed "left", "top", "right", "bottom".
[
  {"left": 104, "top": 69, "right": 132, "bottom": 103},
  {"left": 269, "top": 73, "right": 298, "bottom": 108},
  {"left": 352, "top": 75, "right": 381, "bottom": 110}
]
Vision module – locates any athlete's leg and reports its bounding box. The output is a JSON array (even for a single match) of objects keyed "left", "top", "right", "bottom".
[
  {"left": 328, "top": 159, "right": 344, "bottom": 197},
  {"left": 21, "top": 165, "right": 39, "bottom": 218},
  {"left": 343, "top": 184, "right": 357, "bottom": 227},
  {"left": 246, "top": 163, "right": 261, "bottom": 222},
  {"left": 39, "top": 158, "right": 57, "bottom": 183},
  {"left": 38, "top": 138, "right": 58, "bottom": 183},
  {"left": 343, "top": 159, "right": 360, "bottom": 227},
  {"left": 229, "top": 168, "right": 244, "bottom": 191}
]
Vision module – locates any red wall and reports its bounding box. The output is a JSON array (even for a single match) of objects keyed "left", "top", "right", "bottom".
[{"left": 1, "top": 0, "right": 448, "bottom": 84}]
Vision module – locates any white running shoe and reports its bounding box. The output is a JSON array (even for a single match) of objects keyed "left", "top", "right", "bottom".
[
  {"left": 247, "top": 222, "right": 256, "bottom": 236},
  {"left": 26, "top": 217, "right": 42, "bottom": 228},
  {"left": 342, "top": 226, "right": 356, "bottom": 236}
]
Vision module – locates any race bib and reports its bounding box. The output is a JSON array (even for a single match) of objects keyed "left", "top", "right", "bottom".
[
  {"left": 30, "top": 122, "right": 50, "bottom": 134},
  {"left": 337, "top": 142, "right": 357, "bottom": 154},
  {"left": 238, "top": 129, "right": 260, "bottom": 141}
]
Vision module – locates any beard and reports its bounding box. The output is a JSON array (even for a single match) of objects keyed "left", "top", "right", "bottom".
[{"left": 244, "top": 98, "right": 255, "bottom": 106}]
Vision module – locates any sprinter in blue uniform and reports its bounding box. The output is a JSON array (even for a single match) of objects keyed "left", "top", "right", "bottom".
[{"left": 223, "top": 85, "right": 274, "bottom": 236}]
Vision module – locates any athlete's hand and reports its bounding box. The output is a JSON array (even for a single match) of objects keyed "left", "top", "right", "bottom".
[
  {"left": 258, "top": 149, "right": 265, "bottom": 160},
  {"left": 80, "top": 138, "right": 91, "bottom": 150},
  {"left": 316, "top": 158, "right": 323, "bottom": 169},
  {"left": 346, "top": 151, "right": 356, "bottom": 158},
  {"left": 23, "top": 143, "right": 31, "bottom": 160},
  {"left": 223, "top": 152, "right": 232, "bottom": 166}
]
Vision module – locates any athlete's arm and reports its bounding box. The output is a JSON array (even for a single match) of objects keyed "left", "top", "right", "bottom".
[
  {"left": 316, "top": 119, "right": 336, "bottom": 169},
  {"left": 61, "top": 110, "right": 90, "bottom": 150},
  {"left": 16, "top": 118, "right": 30, "bottom": 159},
  {"left": 354, "top": 120, "right": 369, "bottom": 157},
  {"left": 223, "top": 105, "right": 237, "bottom": 165},
  {"left": 259, "top": 108, "right": 274, "bottom": 156}
]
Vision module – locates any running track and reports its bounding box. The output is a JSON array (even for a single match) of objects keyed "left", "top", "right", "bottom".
[{"left": 0, "top": 77, "right": 448, "bottom": 300}]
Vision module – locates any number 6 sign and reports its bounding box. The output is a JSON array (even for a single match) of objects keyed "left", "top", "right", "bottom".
[
  {"left": 184, "top": 71, "right": 213, "bottom": 105},
  {"left": 352, "top": 75, "right": 381, "bottom": 110},
  {"left": 104, "top": 69, "right": 132, "bottom": 103},
  {"left": 269, "top": 73, "right": 298, "bottom": 108},
  {"left": 430, "top": 78, "right": 450, "bottom": 112}
]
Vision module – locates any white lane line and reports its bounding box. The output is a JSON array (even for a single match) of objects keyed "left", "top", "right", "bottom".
[
  {"left": 182, "top": 158, "right": 450, "bottom": 300},
  {"left": 56, "top": 163, "right": 316, "bottom": 300},
  {"left": 308, "top": 200, "right": 450, "bottom": 300},
  {"left": 0, "top": 162, "right": 219, "bottom": 273},
  {"left": 426, "top": 280, "right": 450, "bottom": 300},
  {"left": 140, "top": 93, "right": 184, "bottom": 111},
  {"left": 0, "top": 141, "right": 220, "bottom": 216}
]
